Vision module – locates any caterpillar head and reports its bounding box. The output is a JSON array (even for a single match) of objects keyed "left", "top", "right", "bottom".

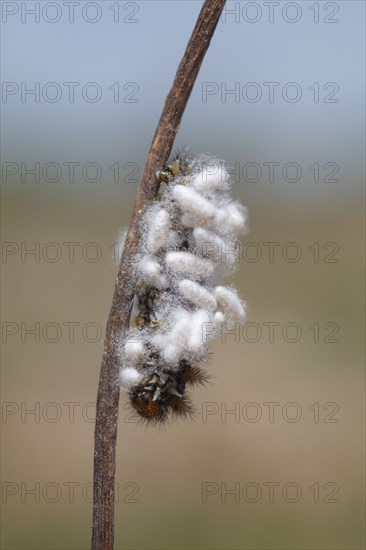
[{"left": 129, "top": 362, "right": 207, "bottom": 424}]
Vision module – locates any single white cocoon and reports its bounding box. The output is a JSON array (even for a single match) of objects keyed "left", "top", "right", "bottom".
[
  {"left": 213, "top": 286, "right": 246, "bottom": 321},
  {"left": 214, "top": 202, "right": 247, "bottom": 235},
  {"left": 165, "top": 251, "right": 214, "bottom": 279},
  {"left": 193, "top": 227, "right": 227, "bottom": 262},
  {"left": 124, "top": 340, "right": 144, "bottom": 361},
  {"left": 138, "top": 255, "right": 168, "bottom": 289},
  {"left": 187, "top": 309, "right": 211, "bottom": 351},
  {"left": 172, "top": 184, "right": 217, "bottom": 223},
  {"left": 152, "top": 309, "right": 192, "bottom": 363},
  {"left": 191, "top": 165, "right": 229, "bottom": 194},
  {"left": 225, "top": 202, "right": 247, "bottom": 233},
  {"left": 120, "top": 367, "right": 143, "bottom": 390},
  {"left": 146, "top": 207, "right": 171, "bottom": 253},
  {"left": 178, "top": 279, "right": 217, "bottom": 311}
]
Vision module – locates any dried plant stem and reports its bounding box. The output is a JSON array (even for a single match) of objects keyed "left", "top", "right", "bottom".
[{"left": 91, "top": 1, "right": 227, "bottom": 548}]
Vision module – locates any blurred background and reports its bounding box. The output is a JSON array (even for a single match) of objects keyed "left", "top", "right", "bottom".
[{"left": 1, "top": 1, "right": 365, "bottom": 549}]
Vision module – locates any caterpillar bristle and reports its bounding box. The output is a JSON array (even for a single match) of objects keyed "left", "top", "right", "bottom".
[
  {"left": 168, "top": 393, "right": 192, "bottom": 415},
  {"left": 179, "top": 361, "right": 211, "bottom": 387}
]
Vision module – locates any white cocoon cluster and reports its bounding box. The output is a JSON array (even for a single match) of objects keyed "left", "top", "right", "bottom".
[
  {"left": 151, "top": 307, "right": 210, "bottom": 363},
  {"left": 120, "top": 153, "right": 248, "bottom": 388}
]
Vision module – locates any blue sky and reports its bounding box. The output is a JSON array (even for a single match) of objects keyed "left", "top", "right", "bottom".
[{"left": 1, "top": 1, "right": 364, "bottom": 199}]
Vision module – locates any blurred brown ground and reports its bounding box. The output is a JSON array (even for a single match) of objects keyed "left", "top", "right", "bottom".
[{"left": 1, "top": 179, "right": 364, "bottom": 549}]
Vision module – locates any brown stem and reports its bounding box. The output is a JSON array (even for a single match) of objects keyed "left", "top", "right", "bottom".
[{"left": 91, "top": 1, "right": 227, "bottom": 548}]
